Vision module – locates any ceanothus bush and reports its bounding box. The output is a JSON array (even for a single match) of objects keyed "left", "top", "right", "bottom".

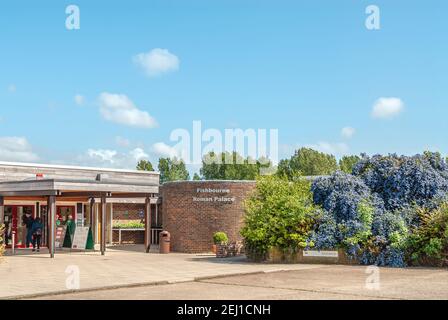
[
  {"left": 310, "top": 172, "right": 382, "bottom": 252},
  {"left": 312, "top": 171, "right": 384, "bottom": 222},
  {"left": 308, "top": 152, "right": 448, "bottom": 267},
  {"left": 353, "top": 153, "right": 448, "bottom": 211}
]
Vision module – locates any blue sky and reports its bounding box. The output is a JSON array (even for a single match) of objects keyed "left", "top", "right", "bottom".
[{"left": 0, "top": 1, "right": 447, "bottom": 172}]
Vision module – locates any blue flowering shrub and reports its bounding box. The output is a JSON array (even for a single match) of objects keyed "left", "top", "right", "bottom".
[
  {"left": 353, "top": 152, "right": 448, "bottom": 211},
  {"left": 309, "top": 153, "right": 448, "bottom": 267},
  {"left": 309, "top": 172, "right": 378, "bottom": 251}
]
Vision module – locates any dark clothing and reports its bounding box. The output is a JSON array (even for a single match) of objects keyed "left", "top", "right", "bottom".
[
  {"left": 31, "top": 220, "right": 43, "bottom": 236},
  {"left": 32, "top": 235, "right": 42, "bottom": 250},
  {"left": 23, "top": 215, "right": 35, "bottom": 248},
  {"left": 31, "top": 220, "right": 43, "bottom": 251},
  {"left": 26, "top": 229, "right": 33, "bottom": 248},
  {"left": 23, "top": 215, "right": 34, "bottom": 229}
]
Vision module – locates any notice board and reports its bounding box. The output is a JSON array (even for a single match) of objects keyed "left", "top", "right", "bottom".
[{"left": 71, "top": 227, "right": 90, "bottom": 250}]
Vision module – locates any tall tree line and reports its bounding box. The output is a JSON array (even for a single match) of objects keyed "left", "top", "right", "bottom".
[{"left": 136, "top": 148, "right": 363, "bottom": 183}]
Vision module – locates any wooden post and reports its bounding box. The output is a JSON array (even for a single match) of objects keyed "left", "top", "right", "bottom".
[
  {"left": 144, "top": 196, "right": 151, "bottom": 253},
  {"left": 0, "top": 196, "right": 4, "bottom": 226},
  {"left": 48, "top": 195, "right": 56, "bottom": 258},
  {"left": 100, "top": 195, "right": 107, "bottom": 255},
  {"left": 89, "top": 197, "right": 95, "bottom": 230},
  {"left": 155, "top": 202, "right": 158, "bottom": 227}
]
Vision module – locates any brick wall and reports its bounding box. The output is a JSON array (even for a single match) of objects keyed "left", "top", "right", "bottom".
[
  {"left": 112, "top": 229, "right": 145, "bottom": 244},
  {"left": 113, "top": 203, "right": 161, "bottom": 228},
  {"left": 161, "top": 181, "right": 256, "bottom": 253}
]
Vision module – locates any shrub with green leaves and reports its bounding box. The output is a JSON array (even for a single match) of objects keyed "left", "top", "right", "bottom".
[
  {"left": 406, "top": 202, "right": 448, "bottom": 266},
  {"left": 241, "top": 175, "right": 320, "bottom": 258},
  {"left": 113, "top": 221, "right": 145, "bottom": 229},
  {"left": 213, "top": 232, "right": 228, "bottom": 244}
]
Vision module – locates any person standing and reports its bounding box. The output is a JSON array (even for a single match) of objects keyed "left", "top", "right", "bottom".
[
  {"left": 31, "top": 217, "right": 43, "bottom": 252},
  {"left": 23, "top": 212, "right": 34, "bottom": 248}
]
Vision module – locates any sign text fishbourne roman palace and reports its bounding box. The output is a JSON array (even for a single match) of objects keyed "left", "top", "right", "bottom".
[{"left": 193, "top": 188, "right": 235, "bottom": 203}]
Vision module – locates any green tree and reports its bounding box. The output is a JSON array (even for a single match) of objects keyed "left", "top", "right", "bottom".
[
  {"left": 200, "top": 151, "right": 273, "bottom": 180},
  {"left": 241, "top": 175, "right": 320, "bottom": 257},
  {"left": 276, "top": 159, "right": 296, "bottom": 181},
  {"left": 339, "top": 155, "right": 361, "bottom": 174},
  {"left": 277, "top": 148, "right": 337, "bottom": 179},
  {"left": 193, "top": 173, "right": 201, "bottom": 181},
  {"left": 136, "top": 159, "right": 154, "bottom": 171},
  {"left": 158, "top": 157, "right": 190, "bottom": 184}
]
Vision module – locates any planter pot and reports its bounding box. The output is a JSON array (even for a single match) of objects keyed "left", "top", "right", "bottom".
[
  {"left": 216, "top": 243, "right": 228, "bottom": 258},
  {"left": 211, "top": 244, "right": 217, "bottom": 254},
  {"left": 215, "top": 242, "right": 244, "bottom": 258}
]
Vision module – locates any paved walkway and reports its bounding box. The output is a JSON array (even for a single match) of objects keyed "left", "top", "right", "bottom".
[
  {"left": 31, "top": 266, "right": 448, "bottom": 300},
  {"left": 0, "top": 245, "right": 323, "bottom": 299}
]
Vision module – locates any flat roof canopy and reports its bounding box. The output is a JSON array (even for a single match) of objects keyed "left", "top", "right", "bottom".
[{"left": 0, "top": 178, "right": 158, "bottom": 199}]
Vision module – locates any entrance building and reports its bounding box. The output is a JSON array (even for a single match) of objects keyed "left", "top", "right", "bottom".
[{"left": 0, "top": 162, "right": 160, "bottom": 257}]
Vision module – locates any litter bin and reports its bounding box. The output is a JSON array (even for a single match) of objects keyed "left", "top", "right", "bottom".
[{"left": 159, "top": 231, "right": 171, "bottom": 254}]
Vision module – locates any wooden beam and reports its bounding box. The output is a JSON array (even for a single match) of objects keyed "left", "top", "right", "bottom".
[
  {"left": 50, "top": 197, "right": 90, "bottom": 202},
  {"left": 144, "top": 197, "right": 151, "bottom": 253},
  {"left": 108, "top": 193, "right": 158, "bottom": 199},
  {"left": 0, "top": 190, "right": 61, "bottom": 197},
  {"left": 60, "top": 191, "right": 112, "bottom": 198},
  {"left": 100, "top": 195, "right": 107, "bottom": 255},
  {"left": 4, "top": 197, "right": 48, "bottom": 202},
  {"left": 48, "top": 195, "right": 56, "bottom": 258}
]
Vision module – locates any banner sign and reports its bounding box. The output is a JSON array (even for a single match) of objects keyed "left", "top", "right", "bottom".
[
  {"left": 55, "top": 226, "right": 67, "bottom": 248},
  {"left": 71, "top": 227, "right": 90, "bottom": 250}
]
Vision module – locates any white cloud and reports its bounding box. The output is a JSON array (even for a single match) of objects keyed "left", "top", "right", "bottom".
[
  {"left": 98, "top": 92, "right": 157, "bottom": 128},
  {"left": 115, "top": 136, "right": 130, "bottom": 148},
  {"left": 371, "top": 97, "right": 404, "bottom": 119},
  {"left": 7, "top": 84, "right": 16, "bottom": 93},
  {"left": 87, "top": 149, "right": 117, "bottom": 163},
  {"left": 0, "top": 137, "right": 39, "bottom": 162},
  {"left": 130, "top": 148, "right": 149, "bottom": 161},
  {"left": 74, "top": 94, "right": 85, "bottom": 106},
  {"left": 306, "top": 141, "right": 349, "bottom": 157},
  {"left": 152, "top": 142, "right": 179, "bottom": 159},
  {"left": 341, "top": 126, "right": 356, "bottom": 139},
  {"left": 77, "top": 147, "right": 149, "bottom": 169},
  {"left": 133, "top": 48, "right": 180, "bottom": 77}
]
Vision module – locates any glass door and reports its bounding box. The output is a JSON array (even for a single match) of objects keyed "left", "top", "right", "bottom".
[{"left": 4, "top": 205, "right": 35, "bottom": 248}]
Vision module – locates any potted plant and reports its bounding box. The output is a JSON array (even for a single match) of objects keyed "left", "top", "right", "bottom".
[{"left": 212, "top": 231, "right": 228, "bottom": 254}]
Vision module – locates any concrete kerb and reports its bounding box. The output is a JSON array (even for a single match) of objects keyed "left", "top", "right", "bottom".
[
  {"left": 2, "top": 280, "right": 171, "bottom": 300},
  {"left": 3, "top": 269, "right": 285, "bottom": 300}
]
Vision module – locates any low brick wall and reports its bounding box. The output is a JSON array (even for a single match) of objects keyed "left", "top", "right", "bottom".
[
  {"left": 112, "top": 229, "right": 144, "bottom": 244},
  {"left": 161, "top": 181, "right": 256, "bottom": 253},
  {"left": 247, "top": 247, "right": 359, "bottom": 265}
]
